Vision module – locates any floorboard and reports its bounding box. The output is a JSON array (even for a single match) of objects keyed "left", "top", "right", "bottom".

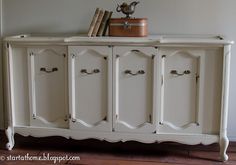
[{"left": 0, "top": 131, "right": 235, "bottom": 165}]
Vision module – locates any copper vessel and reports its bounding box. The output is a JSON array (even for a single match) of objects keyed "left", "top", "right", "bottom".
[{"left": 109, "top": 18, "right": 148, "bottom": 37}]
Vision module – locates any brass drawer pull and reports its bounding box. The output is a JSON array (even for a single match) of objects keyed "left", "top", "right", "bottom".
[
  {"left": 131, "top": 50, "right": 140, "bottom": 53},
  {"left": 170, "top": 70, "right": 191, "bottom": 76},
  {"left": 40, "top": 67, "right": 58, "bottom": 73},
  {"left": 81, "top": 69, "right": 100, "bottom": 75},
  {"left": 124, "top": 70, "right": 145, "bottom": 76}
]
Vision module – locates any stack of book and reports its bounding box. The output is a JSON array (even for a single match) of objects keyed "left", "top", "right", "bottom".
[{"left": 88, "top": 8, "right": 113, "bottom": 37}]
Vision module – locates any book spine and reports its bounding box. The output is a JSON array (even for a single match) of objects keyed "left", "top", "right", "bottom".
[
  {"left": 92, "top": 10, "right": 105, "bottom": 37},
  {"left": 87, "top": 8, "right": 100, "bottom": 37},
  {"left": 102, "top": 11, "right": 113, "bottom": 36},
  {"left": 97, "top": 11, "right": 110, "bottom": 37}
]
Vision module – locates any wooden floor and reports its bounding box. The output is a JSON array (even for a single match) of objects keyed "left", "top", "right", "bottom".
[{"left": 0, "top": 131, "right": 236, "bottom": 165}]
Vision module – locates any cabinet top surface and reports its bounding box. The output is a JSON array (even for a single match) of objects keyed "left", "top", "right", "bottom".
[{"left": 3, "top": 34, "right": 234, "bottom": 45}]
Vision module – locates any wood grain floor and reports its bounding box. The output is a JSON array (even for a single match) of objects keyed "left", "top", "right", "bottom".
[{"left": 0, "top": 131, "right": 235, "bottom": 165}]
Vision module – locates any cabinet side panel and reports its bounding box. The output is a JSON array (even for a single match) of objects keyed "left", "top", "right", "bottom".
[
  {"left": 12, "top": 47, "right": 30, "bottom": 126},
  {"left": 202, "top": 48, "right": 223, "bottom": 134}
]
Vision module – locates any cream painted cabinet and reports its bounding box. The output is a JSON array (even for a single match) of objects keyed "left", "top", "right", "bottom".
[
  {"left": 113, "top": 47, "right": 158, "bottom": 133},
  {"left": 4, "top": 35, "right": 232, "bottom": 161},
  {"left": 28, "top": 46, "right": 68, "bottom": 128},
  {"left": 68, "top": 46, "right": 112, "bottom": 131}
]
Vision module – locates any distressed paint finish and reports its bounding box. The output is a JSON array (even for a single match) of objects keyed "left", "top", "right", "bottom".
[{"left": 3, "top": 35, "right": 233, "bottom": 161}]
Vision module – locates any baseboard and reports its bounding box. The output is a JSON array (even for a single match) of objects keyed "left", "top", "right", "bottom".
[{"left": 229, "top": 136, "right": 236, "bottom": 142}]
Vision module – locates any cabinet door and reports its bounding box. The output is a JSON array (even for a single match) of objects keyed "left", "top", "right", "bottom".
[
  {"left": 28, "top": 46, "right": 68, "bottom": 128},
  {"left": 69, "top": 46, "right": 112, "bottom": 131},
  {"left": 113, "top": 47, "right": 158, "bottom": 133},
  {"left": 158, "top": 48, "right": 205, "bottom": 133}
]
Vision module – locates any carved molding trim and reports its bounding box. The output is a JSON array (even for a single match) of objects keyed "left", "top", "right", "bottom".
[
  {"left": 74, "top": 119, "right": 107, "bottom": 128},
  {"left": 78, "top": 49, "right": 106, "bottom": 58},
  {"left": 161, "top": 121, "right": 199, "bottom": 131},
  {"left": 117, "top": 120, "right": 151, "bottom": 129},
  {"left": 14, "top": 127, "right": 219, "bottom": 146}
]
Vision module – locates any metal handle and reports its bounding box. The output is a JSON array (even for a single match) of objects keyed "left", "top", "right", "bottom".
[
  {"left": 116, "top": 4, "right": 122, "bottom": 12},
  {"left": 131, "top": 50, "right": 140, "bottom": 53},
  {"left": 81, "top": 69, "right": 100, "bottom": 75},
  {"left": 124, "top": 70, "right": 145, "bottom": 76},
  {"left": 123, "top": 21, "right": 131, "bottom": 29},
  {"left": 40, "top": 67, "right": 58, "bottom": 73},
  {"left": 170, "top": 70, "right": 191, "bottom": 76}
]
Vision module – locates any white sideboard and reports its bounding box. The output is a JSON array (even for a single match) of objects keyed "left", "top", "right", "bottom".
[{"left": 3, "top": 35, "right": 233, "bottom": 161}]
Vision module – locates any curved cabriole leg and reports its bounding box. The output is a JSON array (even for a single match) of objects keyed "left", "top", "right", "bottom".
[
  {"left": 219, "top": 45, "right": 231, "bottom": 162},
  {"left": 5, "top": 127, "right": 15, "bottom": 150},
  {"left": 220, "top": 136, "right": 229, "bottom": 162}
]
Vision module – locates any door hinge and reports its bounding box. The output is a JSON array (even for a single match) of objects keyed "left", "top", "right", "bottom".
[
  {"left": 32, "top": 114, "right": 36, "bottom": 119},
  {"left": 64, "top": 115, "right": 68, "bottom": 122},
  {"left": 71, "top": 54, "right": 76, "bottom": 58},
  {"left": 149, "top": 114, "right": 152, "bottom": 123},
  {"left": 103, "top": 116, "right": 107, "bottom": 121},
  {"left": 161, "top": 75, "right": 164, "bottom": 86},
  {"left": 162, "top": 55, "right": 166, "bottom": 58},
  {"left": 72, "top": 118, "right": 76, "bottom": 123},
  {"left": 152, "top": 54, "right": 155, "bottom": 59},
  {"left": 196, "top": 74, "right": 200, "bottom": 84}
]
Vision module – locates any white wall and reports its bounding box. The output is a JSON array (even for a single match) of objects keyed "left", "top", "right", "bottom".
[{"left": 1, "top": 0, "right": 236, "bottom": 140}]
